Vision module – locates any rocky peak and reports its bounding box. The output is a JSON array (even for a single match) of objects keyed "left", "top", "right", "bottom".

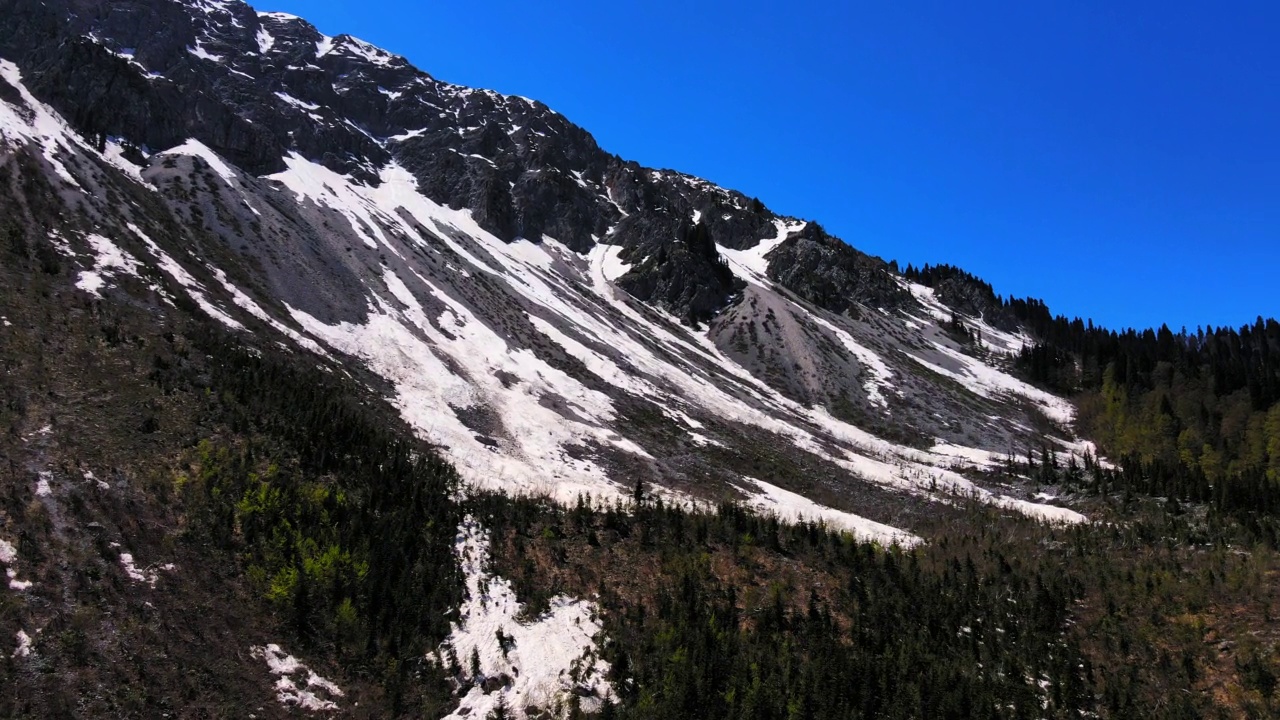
[{"left": 0, "top": 0, "right": 916, "bottom": 325}]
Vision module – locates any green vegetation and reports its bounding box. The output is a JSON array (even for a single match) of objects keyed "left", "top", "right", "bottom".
[
  {"left": 477, "top": 493, "right": 1280, "bottom": 719},
  {"left": 175, "top": 335, "right": 464, "bottom": 713},
  {"left": 906, "top": 263, "right": 1280, "bottom": 536},
  {"left": 1016, "top": 316, "right": 1280, "bottom": 532}
]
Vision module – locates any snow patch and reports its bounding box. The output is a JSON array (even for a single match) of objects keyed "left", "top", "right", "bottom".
[
  {"left": 1, "top": 539, "right": 32, "bottom": 590},
  {"left": 12, "top": 631, "right": 31, "bottom": 659},
  {"left": 83, "top": 469, "right": 110, "bottom": 490},
  {"left": 595, "top": 244, "right": 632, "bottom": 283},
  {"left": 387, "top": 127, "right": 425, "bottom": 142},
  {"left": 101, "top": 138, "right": 148, "bottom": 183},
  {"left": 744, "top": 478, "right": 919, "bottom": 547},
  {"left": 129, "top": 223, "right": 245, "bottom": 330},
  {"left": 251, "top": 644, "right": 344, "bottom": 713},
  {"left": 118, "top": 552, "right": 176, "bottom": 588},
  {"left": 930, "top": 442, "right": 999, "bottom": 468},
  {"left": 906, "top": 282, "right": 953, "bottom": 323},
  {"left": 257, "top": 11, "right": 301, "bottom": 22},
  {"left": 255, "top": 27, "right": 275, "bottom": 53},
  {"left": 186, "top": 41, "right": 223, "bottom": 63},
  {"left": 207, "top": 267, "right": 328, "bottom": 355},
  {"left": 439, "top": 516, "right": 613, "bottom": 719},
  {"left": 0, "top": 59, "right": 84, "bottom": 187},
  {"left": 75, "top": 233, "right": 143, "bottom": 298},
  {"left": 717, "top": 218, "right": 806, "bottom": 285},
  {"left": 161, "top": 139, "right": 261, "bottom": 215},
  {"left": 907, "top": 343, "right": 1075, "bottom": 426},
  {"left": 7, "top": 569, "right": 31, "bottom": 591},
  {"left": 158, "top": 138, "right": 239, "bottom": 185},
  {"left": 335, "top": 36, "right": 398, "bottom": 66},
  {"left": 274, "top": 91, "right": 320, "bottom": 111},
  {"left": 805, "top": 312, "right": 895, "bottom": 409},
  {"left": 687, "top": 431, "right": 723, "bottom": 448},
  {"left": 34, "top": 471, "right": 52, "bottom": 497},
  {"left": 269, "top": 152, "right": 389, "bottom": 250},
  {"left": 315, "top": 36, "right": 335, "bottom": 59}
]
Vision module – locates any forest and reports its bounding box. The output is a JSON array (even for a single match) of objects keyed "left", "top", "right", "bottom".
[
  {"left": 168, "top": 328, "right": 1280, "bottom": 719},
  {"left": 906, "top": 263, "right": 1280, "bottom": 537}
]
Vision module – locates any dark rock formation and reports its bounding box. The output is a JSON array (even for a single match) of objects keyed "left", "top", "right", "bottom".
[
  {"left": 0, "top": 0, "right": 909, "bottom": 325},
  {"left": 765, "top": 223, "right": 913, "bottom": 317}
]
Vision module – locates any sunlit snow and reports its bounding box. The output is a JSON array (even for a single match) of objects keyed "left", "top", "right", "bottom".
[
  {"left": 251, "top": 644, "right": 345, "bottom": 712},
  {"left": 12, "top": 631, "right": 31, "bottom": 659},
  {"left": 439, "top": 516, "right": 614, "bottom": 719},
  {"left": 744, "top": 478, "right": 919, "bottom": 547}
]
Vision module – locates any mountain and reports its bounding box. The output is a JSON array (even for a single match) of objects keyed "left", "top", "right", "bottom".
[
  {"left": 2, "top": 1, "right": 1278, "bottom": 718},
  {"left": 0, "top": 0, "right": 1092, "bottom": 534}
]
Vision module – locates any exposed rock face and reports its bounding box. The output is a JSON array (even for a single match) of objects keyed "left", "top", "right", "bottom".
[
  {"left": 930, "top": 275, "right": 1021, "bottom": 332},
  {"left": 617, "top": 219, "right": 744, "bottom": 325},
  {"left": 0, "top": 0, "right": 823, "bottom": 322},
  {"left": 765, "top": 223, "right": 913, "bottom": 317}
]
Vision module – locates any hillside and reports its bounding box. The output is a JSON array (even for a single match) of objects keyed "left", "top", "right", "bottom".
[{"left": 0, "top": 1, "right": 1278, "bottom": 717}]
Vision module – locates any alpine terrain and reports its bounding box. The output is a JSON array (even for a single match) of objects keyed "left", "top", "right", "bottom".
[{"left": 2, "top": 1, "right": 1279, "bottom": 718}]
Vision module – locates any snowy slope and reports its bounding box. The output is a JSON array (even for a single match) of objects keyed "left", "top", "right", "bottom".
[{"left": 0, "top": 0, "right": 1098, "bottom": 552}]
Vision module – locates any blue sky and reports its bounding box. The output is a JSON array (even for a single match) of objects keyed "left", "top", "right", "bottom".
[{"left": 261, "top": 0, "right": 1278, "bottom": 332}]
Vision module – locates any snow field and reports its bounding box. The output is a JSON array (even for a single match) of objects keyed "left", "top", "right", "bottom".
[
  {"left": 289, "top": 273, "right": 645, "bottom": 506},
  {"left": 903, "top": 282, "right": 1073, "bottom": 425},
  {"left": 265, "top": 153, "right": 1085, "bottom": 532},
  {"left": 0, "top": 87, "right": 1085, "bottom": 539},
  {"left": 0, "top": 59, "right": 86, "bottom": 188}
]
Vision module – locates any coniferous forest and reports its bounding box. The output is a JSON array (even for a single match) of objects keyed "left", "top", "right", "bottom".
[
  {"left": 906, "top": 264, "right": 1280, "bottom": 538},
  {"left": 137, "top": 327, "right": 1280, "bottom": 718}
]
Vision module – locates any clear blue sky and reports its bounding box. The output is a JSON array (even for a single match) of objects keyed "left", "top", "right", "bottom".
[{"left": 260, "top": 0, "right": 1278, "bottom": 333}]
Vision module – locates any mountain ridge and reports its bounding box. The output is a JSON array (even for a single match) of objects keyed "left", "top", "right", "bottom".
[{"left": 0, "top": 0, "right": 1094, "bottom": 541}]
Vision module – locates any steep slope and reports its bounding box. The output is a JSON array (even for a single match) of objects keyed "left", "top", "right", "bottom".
[
  {"left": 9, "top": 3, "right": 1280, "bottom": 718},
  {"left": 0, "top": 0, "right": 1097, "bottom": 548}
]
